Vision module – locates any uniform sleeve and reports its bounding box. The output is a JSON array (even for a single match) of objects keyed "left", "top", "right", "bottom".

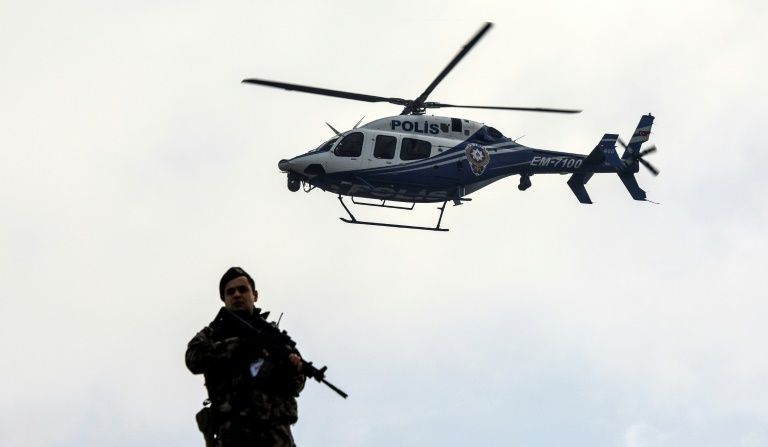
[
  {"left": 290, "top": 371, "right": 306, "bottom": 397},
  {"left": 285, "top": 347, "right": 307, "bottom": 396},
  {"left": 185, "top": 326, "right": 241, "bottom": 375}
]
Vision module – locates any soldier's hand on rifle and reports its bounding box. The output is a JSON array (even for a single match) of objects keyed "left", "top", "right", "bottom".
[{"left": 288, "top": 353, "right": 302, "bottom": 372}]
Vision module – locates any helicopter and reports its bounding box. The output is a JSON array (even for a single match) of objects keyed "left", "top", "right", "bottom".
[{"left": 243, "top": 22, "right": 658, "bottom": 232}]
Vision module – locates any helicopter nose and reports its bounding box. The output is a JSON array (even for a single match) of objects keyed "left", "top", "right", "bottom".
[{"left": 278, "top": 159, "right": 292, "bottom": 172}]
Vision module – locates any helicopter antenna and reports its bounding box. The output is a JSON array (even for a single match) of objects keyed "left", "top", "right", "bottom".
[
  {"left": 353, "top": 116, "right": 365, "bottom": 129},
  {"left": 276, "top": 312, "right": 284, "bottom": 328},
  {"left": 326, "top": 122, "right": 342, "bottom": 136}
]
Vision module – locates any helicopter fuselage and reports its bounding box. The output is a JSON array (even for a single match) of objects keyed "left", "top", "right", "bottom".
[
  {"left": 278, "top": 115, "right": 627, "bottom": 203},
  {"left": 246, "top": 23, "right": 657, "bottom": 230}
]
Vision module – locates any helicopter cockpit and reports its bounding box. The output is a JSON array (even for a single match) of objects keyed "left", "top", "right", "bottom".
[{"left": 308, "top": 137, "right": 338, "bottom": 154}]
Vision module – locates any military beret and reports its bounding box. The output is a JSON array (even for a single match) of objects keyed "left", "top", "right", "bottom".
[{"left": 219, "top": 266, "right": 255, "bottom": 300}]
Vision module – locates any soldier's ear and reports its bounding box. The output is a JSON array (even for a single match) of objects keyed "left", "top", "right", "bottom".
[{"left": 254, "top": 289, "right": 259, "bottom": 301}]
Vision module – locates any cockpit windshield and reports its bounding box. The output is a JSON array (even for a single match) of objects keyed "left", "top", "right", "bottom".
[{"left": 308, "top": 137, "right": 338, "bottom": 154}]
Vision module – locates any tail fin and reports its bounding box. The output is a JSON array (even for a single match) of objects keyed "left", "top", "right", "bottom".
[
  {"left": 621, "top": 114, "right": 655, "bottom": 162},
  {"left": 618, "top": 114, "right": 655, "bottom": 201},
  {"left": 617, "top": 172, "right": 646, "bottom": 200}
]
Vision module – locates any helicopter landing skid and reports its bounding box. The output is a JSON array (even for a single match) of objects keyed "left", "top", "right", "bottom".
[
  {"left": 350, "top": 197, "right": 415, "bottom": 210},
  {"left": 337, "top": 196, "right": 449, "bottom": 232}
]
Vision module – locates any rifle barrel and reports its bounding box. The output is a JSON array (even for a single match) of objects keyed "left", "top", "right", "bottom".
[{"left": 322, "top": 378, "right": 348, "bottom": 399}]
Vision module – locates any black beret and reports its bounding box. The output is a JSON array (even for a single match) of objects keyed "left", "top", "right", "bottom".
[{"left": 219, "top": 267, "right": 255, "bottom": 300}]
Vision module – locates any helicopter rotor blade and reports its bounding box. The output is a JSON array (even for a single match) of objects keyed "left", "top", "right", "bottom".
[
  {"left": 639, "top": 145, "right": 657, "bottom": 157},
  {"left": 242, "top": 78, "right": 410, "bottom": 106},
  {"left": 423, "top": 102, "right": 581, "bottom": 114},
  {"left": 616, "top": 136, "right": 660, "bottom": 175},
  {"left": 639, "top": 158, "right": 660, "bottom": 176},
  {"left": 244, "top": 23, "right": 581, "bottom": 117},
  {"left": 401, "top": 22, "right": 493, "bottom": 115}
]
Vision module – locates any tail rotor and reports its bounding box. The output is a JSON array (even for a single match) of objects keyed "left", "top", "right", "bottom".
[{"left": 618, "top": 137, "right": 660, "bottom": 176}]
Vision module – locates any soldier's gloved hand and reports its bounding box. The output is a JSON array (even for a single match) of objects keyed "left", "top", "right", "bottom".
[{"left": 288, "top": 353, "right": 302, "bottom": 372}]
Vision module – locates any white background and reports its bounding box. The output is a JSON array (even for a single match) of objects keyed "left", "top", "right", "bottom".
[{"left": 1, "top": 1, "right": 766, "bottom": 446}]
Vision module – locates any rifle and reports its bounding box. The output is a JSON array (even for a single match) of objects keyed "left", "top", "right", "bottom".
[{"left": 213, "top": 306, "right": 348, "bottom": 399}]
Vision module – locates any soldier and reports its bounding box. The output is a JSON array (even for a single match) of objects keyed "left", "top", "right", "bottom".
[{"left": 186, "top": 267, "right": 305, "bottom": 447}]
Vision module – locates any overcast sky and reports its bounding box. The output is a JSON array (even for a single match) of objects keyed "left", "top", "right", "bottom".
[{"left": 2, "top": 1, "right": 767, "bottom": 446}]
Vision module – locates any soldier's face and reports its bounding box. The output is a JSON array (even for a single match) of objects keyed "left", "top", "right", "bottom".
[{"left": 223, "top": 276, "right": 257, "bottom": 314}]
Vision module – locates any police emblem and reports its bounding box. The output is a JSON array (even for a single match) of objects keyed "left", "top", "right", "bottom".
[{"left": 465, "top": 143, "right": 490, "bottom": 176}]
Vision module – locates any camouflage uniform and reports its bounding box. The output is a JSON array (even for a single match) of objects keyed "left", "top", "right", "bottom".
[{"left": 186, "top": 308, "right": 305, "bottom": 447}]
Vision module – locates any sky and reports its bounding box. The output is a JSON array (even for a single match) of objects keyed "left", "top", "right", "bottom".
[{"left": 1, "top": 1, "right": 767, "bottom": 446}]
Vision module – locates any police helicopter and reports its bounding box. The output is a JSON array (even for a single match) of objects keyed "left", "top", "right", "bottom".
[{"left": 243, "top": 23, "right": 659, "bottom": 232}]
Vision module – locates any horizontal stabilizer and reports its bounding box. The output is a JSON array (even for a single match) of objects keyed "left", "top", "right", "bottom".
[
  {"left": 567, "top": 173, "right": 594, "bottom": 204},
  {"left": 618, "top": 172, "right": 647, "bottom": 200},
  {"left": 566, "top": 134, "right": 618, "bottom": 204}
]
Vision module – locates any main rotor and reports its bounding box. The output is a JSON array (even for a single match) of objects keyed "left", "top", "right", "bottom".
[{"left": 243, "top": 23, "right": 580, "bottom": 116}]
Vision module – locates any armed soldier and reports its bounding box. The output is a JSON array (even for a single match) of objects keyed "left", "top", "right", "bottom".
[{"left": 186, "top": 267, "right": 305, "bottom": 447}]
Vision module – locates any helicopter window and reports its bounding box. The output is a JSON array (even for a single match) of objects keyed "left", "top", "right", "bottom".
[
  {"left": 373, "top": 135, "right": 396, "bottom": 159},
  {"left": 334, "top": 132, "right": 364, "bottom": 157},
  {"left": 313, "top": 137, "right": 338, "bottom": 153},
  {"left": 400, "top": 138, "right": 431, "bottom": 160},
  {"left": 487, "top": 127, "right": 503, "bottom": 139},
  {"left": 451, "top": 118, "right": 462, "bottom": 132},
  {"left": 440, "top": 123, "right": 449, "bottom": 133}
]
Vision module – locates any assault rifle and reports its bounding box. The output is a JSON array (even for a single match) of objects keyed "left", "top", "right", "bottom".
[{"left": 213, "top": 307, "right": 348, "bottom": 399}]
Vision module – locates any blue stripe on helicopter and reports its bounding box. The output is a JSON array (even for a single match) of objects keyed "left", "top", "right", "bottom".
[{"left": 320, "top": 129, "right": 532, "bottom": 190}]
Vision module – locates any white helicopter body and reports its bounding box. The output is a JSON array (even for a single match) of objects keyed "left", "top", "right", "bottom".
[{"left": 245, "top": 23, "right": 658, "bottom": 231}]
